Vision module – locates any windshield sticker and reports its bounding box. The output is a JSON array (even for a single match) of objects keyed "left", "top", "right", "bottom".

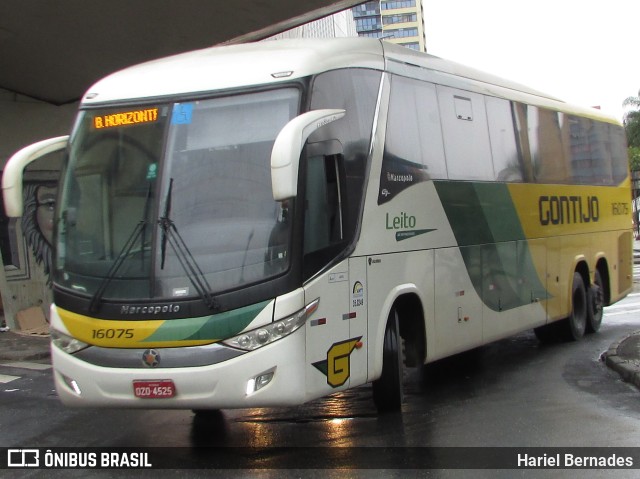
[
  {"left": 93, "top": 108, "right": 159, "bottom": 129},
  {"left": 146, "top": 163, "right": 158, "bottom": 180},
  {"left": 172, "top": 287, "right": 189, "bottom": 297},
  {"left": 171, "top": 103, "right": 194, "bottom": 125}
]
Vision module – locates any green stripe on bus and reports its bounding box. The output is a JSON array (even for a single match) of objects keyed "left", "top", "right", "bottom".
[
  {"left": 434, "top": 181, "right": 549, "bottom": 312},
  {"left": 474, "top": 183, "right": 527, "bottom": 242},
  {"left": 432, "top": 182, "right": 525, "bottom": 245},
  {"left": 143, "top": 300, "right": 271, "bottom": 342}
]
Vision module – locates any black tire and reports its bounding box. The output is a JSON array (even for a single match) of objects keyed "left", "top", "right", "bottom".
[
  {"left": 586, "top": 269, "right": 604, "bottom": 334},
  {"left": 192, "top": 409, "right": 222, "bottom": 419},
  {"left": 372, "top": 308, "right": 403, "bottom": 413},
  {"left": 534, "top": 323, "right": 559, "bottom": 343},
  {"left": 561, "top": 272, "right": 587, "bottom": 341}
]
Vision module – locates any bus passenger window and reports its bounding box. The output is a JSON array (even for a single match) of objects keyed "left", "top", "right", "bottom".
[
  {"left": 528, "top": 107, "right": 571, "bottom": 184},
  {"left": 589, "top": 122, "right": 614, "bottom": 185},
  {"left": 302, "top": 153, "right": 348, "bottom": 280},
  {"left": 304, "top": 155, "right": 343, "bottom": 255},
  {"left": 485, "top": 97, "right": 522, "bottom": 182},
  {"left": 379, "top": 75, "right": 446, "bottom": 204},
  {"left": 567, "top": 116, "right": 594, "bottom": 184},
  {"left": 610, "top": 125, "right": 629, "bottom": 184},
  {"left": 437, "top": 85, "right": 493, "bottom": 181}
]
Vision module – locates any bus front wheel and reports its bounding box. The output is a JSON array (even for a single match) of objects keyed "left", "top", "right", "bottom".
[
  {"left": 562, "top": 272, "right": 587, "bottom": 341},
  {"left": 372, "top": 308, "right": 403, "bottom": 413}
]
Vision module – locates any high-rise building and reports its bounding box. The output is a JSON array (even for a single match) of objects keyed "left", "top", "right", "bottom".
[
  {"left": 353, "top": 0, "right": 426, "bottom": 52},
  {"left": 352, "top": 2, "right": 383, "bottom": 40},
  {"left": 268, "top": 10, "right": 357, "bottom": 40}
]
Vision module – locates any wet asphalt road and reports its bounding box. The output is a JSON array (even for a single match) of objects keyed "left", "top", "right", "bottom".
[{"left": 2, "top": 292, "right": 640, "bottom": 477}]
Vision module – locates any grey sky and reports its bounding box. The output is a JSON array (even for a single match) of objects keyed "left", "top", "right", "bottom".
[{"left": 424, "top": 0, "right": 639, "bottom": 121}]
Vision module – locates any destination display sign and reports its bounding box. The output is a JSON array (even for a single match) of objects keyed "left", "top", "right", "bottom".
[{"left": 93, "top": 108, "right": 159, "bottom": 129}]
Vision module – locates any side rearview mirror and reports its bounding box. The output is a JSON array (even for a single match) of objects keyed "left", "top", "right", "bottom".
[
  {"left": 2, "top": 135, "right": 69, "bottom": 217},
  {"left": 271, "top": 109, "right": 345, "bottom": 201}
]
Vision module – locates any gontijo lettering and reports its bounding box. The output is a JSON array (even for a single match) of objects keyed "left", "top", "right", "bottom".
[
  {"left": 539, "top": 195, "right": 599, "bottom": 225},
  {"left": 93, "top": 108, "right": 159, "bottom": 129}
]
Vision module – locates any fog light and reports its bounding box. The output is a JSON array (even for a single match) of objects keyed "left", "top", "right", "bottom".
[
  {"left": 246, "top": 368, "right": 275, "bottom": 395},
  {"left": 255, "top": 372, "right": 274, "bottom": 391},
  {"left": 62, "top": 374, "right": 82, "bottom": 395}
]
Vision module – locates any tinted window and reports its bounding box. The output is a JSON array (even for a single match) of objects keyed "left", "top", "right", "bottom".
[
  {"left": 379, "top": 75, "right": 446, "bottom": 204},
  {"left": 485, "top": 97, "right": 522, "bottom": 182},
  {"left": 306, "top": 69, "right": 381, "bottom": 277},
  {"left": 528, "top": 107, "right": 571, "bottom": 184},
  {"left": 437, "top": 85, "right": 493, "bottom": 181}
]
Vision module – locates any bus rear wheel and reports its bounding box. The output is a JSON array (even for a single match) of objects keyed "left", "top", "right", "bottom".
[
  {"left": 372, "top": 308, "right": 403, "bottom": 413},
  {"left": 561, "top": 272, "right": 587, "bottom": 341},
  {"left": 586, "top": 269, "right": 604, "bottom": 333}
]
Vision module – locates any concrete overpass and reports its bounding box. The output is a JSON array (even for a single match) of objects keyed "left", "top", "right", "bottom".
[
  {"left": 0, "top": 0, "right": 363, "bottom": 328},
  {"left": 0, "top": 0, "right": 363, "bottom": 105}
]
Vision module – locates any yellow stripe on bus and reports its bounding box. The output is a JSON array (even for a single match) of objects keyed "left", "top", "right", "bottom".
[
  {"left": 56, "top": 308, "right": 214, "bottom": 348},
  {"left": 507, "top": 183, "right": 631, "bottom": 239}
]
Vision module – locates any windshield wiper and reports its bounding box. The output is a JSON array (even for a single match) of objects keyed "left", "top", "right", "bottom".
[
  {"left": 89, "top": 220, "right": 147, "bottom": 313},
  {"left": 159, "top": 178, "right": 219, "bottom": 311},
  {"left": 89, "top": 184, "right": 153, "bottom": 314}
]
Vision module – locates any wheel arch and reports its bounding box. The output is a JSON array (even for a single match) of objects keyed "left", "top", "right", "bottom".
[
  {"left": 370, "top": 285, "right": 426, "bottom": 381},
  {"left": 574, "top": 259, "right": 590, "bottom": 290},
  {"left": 594, "top": 257, "right": 611, "bottom": 305},
  {"left": 395, "top": 293, "right": 426, "bottom": 368}
]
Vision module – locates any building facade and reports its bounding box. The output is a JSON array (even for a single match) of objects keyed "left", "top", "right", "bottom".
[
  {"left": 268, "top": 10, "right": 358, "bottom": 40},
  {"left": 353, "top": 0, "right": 426, "bottom": 52}
]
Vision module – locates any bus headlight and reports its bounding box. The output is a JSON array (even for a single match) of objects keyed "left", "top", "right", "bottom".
[
  {"left": 51, "top": 329, "right": 90, "bottom": 354},
  {"left": 222, "top": 298, "right": 319, "bottom": 351}
]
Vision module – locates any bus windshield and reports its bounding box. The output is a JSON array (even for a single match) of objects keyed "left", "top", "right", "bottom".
[{"left": 55, "top": 88, "right": 300, "bottom": 302}]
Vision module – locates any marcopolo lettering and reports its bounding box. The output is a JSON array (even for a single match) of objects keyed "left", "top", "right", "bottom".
[
  {"left": 387, "top": 172, "right": 414, "bottom": 183},
  {"left": 120, "top": 304, "right": 180, "bottom": 315},
  {"left": 539, "top": 195, "right": 599, "bottom": 225}
]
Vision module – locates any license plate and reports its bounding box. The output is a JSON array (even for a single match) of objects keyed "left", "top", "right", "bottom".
[{"left": 133, "top": 379, "right": 176, "bottom": 398}]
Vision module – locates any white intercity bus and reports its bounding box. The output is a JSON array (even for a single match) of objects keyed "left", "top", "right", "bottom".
[{"left": 2, "top": 38, "right": 632, "bottom": 412}]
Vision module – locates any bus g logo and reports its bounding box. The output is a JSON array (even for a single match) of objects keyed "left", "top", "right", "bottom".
[
  {"left": 142, "top": 349, "right": 161, "bottom": 368},
  {"left": 312, "top": 337, "right": 362, "bottom": 388}
]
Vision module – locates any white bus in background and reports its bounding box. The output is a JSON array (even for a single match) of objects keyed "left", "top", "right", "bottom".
[{"left": 2, "top": 38, "right": 632, "bottom": 413}]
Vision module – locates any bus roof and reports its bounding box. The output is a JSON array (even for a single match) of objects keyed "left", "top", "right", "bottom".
[
  {"left": 81, "top": 38, "right": 384, "bottom": 105},
  {"left": 379, "top": 41, "right": 618, "bottom": 123},
  {"left": 81, "top": 38, "right": 618, "bottom": 124}
]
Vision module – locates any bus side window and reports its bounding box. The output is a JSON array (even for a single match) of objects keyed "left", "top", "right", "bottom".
[
  {"left": 609, "top": 124, "right": 629, "bottom": 184},
  {"left": 589, "top": 121, "right": 614, "bottom": 185},
  {"left": 485, "top": 96, "right": 523, "bottom": 182},
  {"left": 437, "top": 85, "right": 493, "bottom": 181},
  {"left": 303, "top": 154, "right": 346, "bottom": 279},
  {"left": 304, "top": 154, "right": 344, "bottom": 253},
  {"left": 512, "top": 102, "right": 535, "bottom": 182},
  {"left": 384, "top": 75, "right": 447, "bottom": 180},
  {"left": 567, "top": 116, "right": 597, "bottom": 185},
  {"left": 529, "top": 106, "right": 571, "bottom": 184}
]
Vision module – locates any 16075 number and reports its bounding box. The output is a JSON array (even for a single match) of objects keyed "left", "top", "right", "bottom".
[{"left": 92, "top": 328, "right": 134, "bottom": 339}]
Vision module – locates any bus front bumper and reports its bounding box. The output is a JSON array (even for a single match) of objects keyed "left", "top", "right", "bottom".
[{"left": 51, "top": 328, "right": 307, "bottom": 409}]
